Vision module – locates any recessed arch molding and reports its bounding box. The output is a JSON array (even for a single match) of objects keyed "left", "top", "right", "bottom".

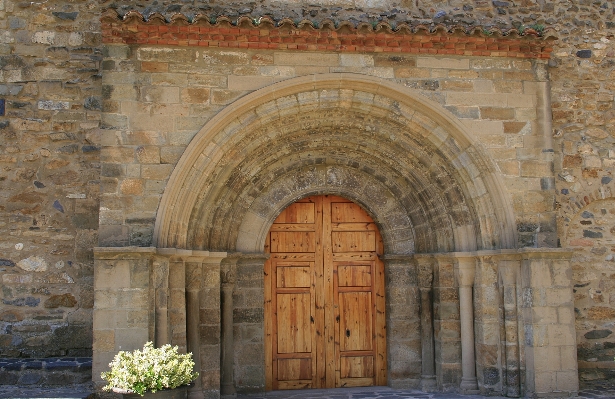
[{"left": 153, "top": 73, "right": 517, "bottom": 254}]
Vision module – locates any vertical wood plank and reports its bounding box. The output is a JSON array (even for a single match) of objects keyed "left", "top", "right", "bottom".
[
  {"left": 375, "top": 230, "right": 387, "bottom": 386},
  {"left": 323, "top": 195, "right": 336, "bottom": 388},
  {"left": 314, "top": 196, "right": 325, "bottom": 389},
  {"left": 264, "top": 233, "right": 273, "bottom": 390}
]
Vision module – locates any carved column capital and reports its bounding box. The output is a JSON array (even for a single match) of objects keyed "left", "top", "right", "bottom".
[
  {"left": 453, "top": 253, "right": 478, "bottom": 287},
  {"left": 415, "top": 256, "right": 434, "bottom": 289},
  {"left": 498, "top": 259, "right": 520, "bottom": 287}
]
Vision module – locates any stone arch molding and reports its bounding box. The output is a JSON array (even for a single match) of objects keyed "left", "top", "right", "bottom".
[{"left": 153, "top": 73, "right": 517, "bottom": 254}]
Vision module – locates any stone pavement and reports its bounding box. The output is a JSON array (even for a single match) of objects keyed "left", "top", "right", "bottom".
[
  {"left": 1, "top": 385, "right": 615, "bottom": 399},
  {"left": 236, "top": 385, "right": 615, "bottom": 399}
]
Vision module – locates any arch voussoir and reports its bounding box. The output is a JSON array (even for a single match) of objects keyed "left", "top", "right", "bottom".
[{"left": 154, "top": 73, "right": 517, "bottom": 255}]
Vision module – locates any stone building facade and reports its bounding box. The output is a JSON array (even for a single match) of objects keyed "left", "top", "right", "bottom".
[{"left": 0, "top": 0, "right": 614, "bottom": 397}]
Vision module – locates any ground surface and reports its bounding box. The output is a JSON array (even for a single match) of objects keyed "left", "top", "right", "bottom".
[{"left": 1, "top": 384, "right": 615, "bottom": 399}]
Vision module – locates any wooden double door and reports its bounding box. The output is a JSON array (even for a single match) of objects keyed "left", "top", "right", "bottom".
[{"left": 264, "top": 195, "right": 387, "bottom": 390}]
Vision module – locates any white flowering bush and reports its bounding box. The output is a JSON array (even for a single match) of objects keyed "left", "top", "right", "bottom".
[{"left": 101, "top": 342, "right": 198, "bottom": 396}]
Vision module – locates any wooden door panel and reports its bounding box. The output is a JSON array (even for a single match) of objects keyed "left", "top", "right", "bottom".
[
  {"left": 277, "top": 293, "right": 312, "bottom": 353},
  {"left": 275, "top": 202, "right": 315, "bottom": 223},
  {"left": 265, "top": 195, "right": 386, "bottom": 390},
  {"left": 341, "top": 356, "right": 374, "bottom": 378},
  {"left": 337, "top": 265, "right": 372, "bottom": 287},
  {"left": 331, "top": 202, "right": 373, "bottom": 223},
  {"left": 271, "top": 231, "right": 316, "bottom": 252},
  {"left": 331, "top": 231, "right": 376, "bottom": 252},
  {"left": 339, "top": 291, "right": 373, "bottom": 352},
  {"left": 277, "top": 358, "right": 312, "bottom": 380},
  {"left": 277, "top": 266, "right": 311, "bottom": 288}
]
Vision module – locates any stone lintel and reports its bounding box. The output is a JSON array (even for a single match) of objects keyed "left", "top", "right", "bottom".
[
  {"left": 94, "top": 246, "right": 229, "bottom": 261},
  {"left": 94, "top": 246, "right": 157, "bottom": 259}
]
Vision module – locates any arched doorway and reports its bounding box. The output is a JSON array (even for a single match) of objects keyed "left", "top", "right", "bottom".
[
  {"left": 150, "top": 73, "right": 521, "bottom": 394},
  {"left": 264, "top": 195, "right": 386, "bottom": 390}
]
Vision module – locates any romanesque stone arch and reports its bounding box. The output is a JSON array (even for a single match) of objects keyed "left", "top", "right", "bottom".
[{"left": 153, "top": 73, "right": 517, "bottom": 254}]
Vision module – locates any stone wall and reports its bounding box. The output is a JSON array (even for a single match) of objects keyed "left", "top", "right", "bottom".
[
  {"left": 0, "top": 0, "right": 101, "bottom": 363},
  {"left": 0, "top": 0, "right": 613, "bottom": 390}
]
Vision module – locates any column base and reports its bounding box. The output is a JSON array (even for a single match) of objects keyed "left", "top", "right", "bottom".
[
  {"left": 420, "top": 375, "right": 437, "bottom": 392},
  {"left": 460, "top": 377, "right": 479, "bottom": 395},
  {"left": 220, "top": 382, "right": 236, "bottom": 397}
]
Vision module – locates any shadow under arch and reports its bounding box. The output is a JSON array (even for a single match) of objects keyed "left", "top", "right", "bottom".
[{"left": 153, "top": 73, "right": 517, "bottom": 254}]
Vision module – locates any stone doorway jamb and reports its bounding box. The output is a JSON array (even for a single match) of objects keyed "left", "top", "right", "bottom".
[
  {"left": 414, "top": 254, "right": 437, "bottom": 392},
  {"left": 380, "top": 254, "right": 420, "bottom": 389}
]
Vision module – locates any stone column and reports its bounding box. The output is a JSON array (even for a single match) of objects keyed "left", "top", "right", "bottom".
[
  {"left": 454, "top": 254, "right": 479, "bottom": 394},
  {"left": 416, "top": 255, "right": 437, "bottom": 392},
  {"left": 499, "top": 259, "right": 521, "bottom": 397},
  {"left": 381, "top": 254, "right": 420, "bottom": 388},
  {"left": 220, "top": 257, "right": 237, "bottom": 397},
  {"left": 184, "top": 253, "right": 206, "bottom": 399},
  {"left": 152, "top": 254, "right": 170, "bottom": 348}
]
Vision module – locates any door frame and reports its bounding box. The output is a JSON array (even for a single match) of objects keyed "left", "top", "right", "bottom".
[{"left": 263, "top": 195, "right": 387, "bottom": 390}]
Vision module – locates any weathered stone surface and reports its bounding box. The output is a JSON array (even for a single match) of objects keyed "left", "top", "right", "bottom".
[
  {"left": 584, "top": 330, "right": 612, "bottom": 340},
  {"left": 16, "top": 256, "right": 47, "bottom": 272},
  {"left": 44, "top": 293, "right": 77, "bottom": 308}
]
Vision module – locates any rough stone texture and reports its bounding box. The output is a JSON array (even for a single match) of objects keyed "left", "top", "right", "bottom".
[
  {"left": 567, "top": 199, "right": 615, "bottom": 385},
  {"left": 0, "top": 0, "right": 100, "bottom": 361}
]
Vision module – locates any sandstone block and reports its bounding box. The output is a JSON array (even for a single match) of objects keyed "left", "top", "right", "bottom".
[
  {"left": 480, "top": 107, "right": 515, "bottom": 120},
  {"left": 140, "top": 86, "right": 179, "bottom": 104},
  {"left": 340, "top": 54, "right": 374, "bottom": 67},
  {"left": 135, "top": 146, "right": 160, "bottom": 164},
  {"left": 203, "top": 50, "right": 249, "bottom": 65},
  {"left": 140, "top": 164, "right": 173, "bottom": 180},
  {"left": 128, "top": 114, "right": 174, "bottom": 131},
  {"left": 151, "top": 73, "right": 187, "bottom": 86},
  {"left": 417, "top": 57, "right": 469, "bottom": 69},
  {"left": 473, "top": 80, "right": 494, "bottom": 93},
  {"left": 95, "top": 260, "right": 131, "bottom": 290},
  {"left": 212, "top": 89, "right": 244, "bottom": 105},
  {"left": 140, "top": 61, "right": 168, "bottom": 73},
  {"left": 137, "top": 47, "right": 196, "bottom": 63},
  {"left": 395, "top": 68, "right": 431, "bottom": 78},
  {"left": 447, "top": 92, "right": 508, "bottom": 107},
  {"left": 181, "top": 87, "right": 211, "bottom": 104},
  {"left": 274, "top": 52, "right": 338, "bottom": 66},
  {"left": 188, "top": 74, "right": 227, "bottom": 87},
  {"left": 114, "top": 327, "right": 149, "bottom": 352},
  {"left": 228, "top": 75, "right": 274, "bottom": 91},
  {"left": 520, "top": 161, "right": 553, "bottom": 178},
  {"left": 120, "top": 178, "right": 144, "bottom": 195}
]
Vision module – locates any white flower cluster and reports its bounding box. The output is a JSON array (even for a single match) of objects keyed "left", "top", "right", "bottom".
[{"left": 101, "top": 342, "right": 198, "bottom": 396}]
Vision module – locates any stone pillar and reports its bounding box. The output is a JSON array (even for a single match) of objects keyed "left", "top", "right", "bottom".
[
  {"left": 233, "top": 254, "right": 269, "bottom": 394},
  {"left": 93, "top": 247, "right": 156, "bottom": 385},
  {"left": 416, "top": 255, "right": 437, "bottom": 392},
  {"left": 518, "top": 249, "right": 577, "bottom": 398},
  {"left": 169, "top": 253, "right": 189, "bottom": 353},
  {"left": 200, "top": 253, "right": 226, "bottom": 399},
  {"left": 152, "top": 254, "right": 170, "bottom": 348},
  {"left": 184, "top": 253, "right": 206, "bottom": 399},
  {"left": 499, "top": 259, "right": 521, "bottom": 397},
  {"left": 432, "top": 254, "right": 461, "bottom": 391},
  {"left": 454, "top": 254, "right": 479, "bottom": 394},
  {"left": 220, "top": 257, "right": 237, "bottom": 397},
  {"left": 381, "top": 254, "right": 420, "bottom": 388}
]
